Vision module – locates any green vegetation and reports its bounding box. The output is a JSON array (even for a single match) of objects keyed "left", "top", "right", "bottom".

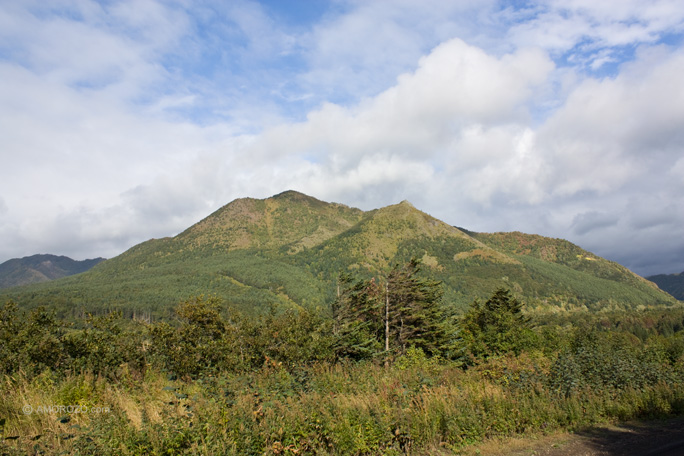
[
  {"left": 2, "top": 278, "right": 684, "bottom": 455},
  {"left": 460, "top": 287, "right": 537, "bottom": 360},
  {"left": 333, "top": 259, "right": 452, "bottom": 361}
]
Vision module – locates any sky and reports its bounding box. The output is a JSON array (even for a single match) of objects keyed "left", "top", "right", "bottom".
[{"left": 1, "top": 0, "right": 684, "bottom": 277}]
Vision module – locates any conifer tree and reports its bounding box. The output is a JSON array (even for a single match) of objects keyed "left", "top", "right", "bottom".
[
  {"left": 460, "top": 287, "right": 535, "bottom": 360},
  {"left": 333, "top": 259, "right": 450, "bottom": 362},
  {"left": 332, "top": 274, "right": 382, "bottom": 360},
  {"left": 385, "top": 259, "right": 448, "bottom": 358}
]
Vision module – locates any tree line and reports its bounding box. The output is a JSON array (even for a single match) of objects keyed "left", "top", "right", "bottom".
[{"left": 0, "top": 259, "right": 544, "bottom": 379}]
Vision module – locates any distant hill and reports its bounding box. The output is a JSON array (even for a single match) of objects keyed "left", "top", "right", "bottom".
[
  {"left": 0, "top": 254, "right": 105, "bottom": 289},
  {"left": 647, "top": 272, "right": 684, "bottom": 300},
  {"left": 1, "top": 191, "right": 676, "bottom": 318}
]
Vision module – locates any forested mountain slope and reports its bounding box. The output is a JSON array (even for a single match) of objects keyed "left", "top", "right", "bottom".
[
  {"left": 1, "top": 191, "right": 675, "bottom": 318},
  {"left": 647, "top": 271, "right": 684, "bottom": 300},
  {"left": 0, "top": 254, "right": 104, "bottom": 289}
]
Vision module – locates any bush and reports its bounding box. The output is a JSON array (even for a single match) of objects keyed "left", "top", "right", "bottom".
[
  {"left": 62, "top": 312, "right": 148, "bottom": 379},
  {"left": 148, "top": 296, "right": 335, "bottom": 378},
  {"left": 459, "top": 288, "right": 538, "bottom": 362},
  {"left": 0, "top": 302, "right": 65, "bottom": 376},
  {"left": 548, "top": 328, "right": 678, "bottom": 396}
]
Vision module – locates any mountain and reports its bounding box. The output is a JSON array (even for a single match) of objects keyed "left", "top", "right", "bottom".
[
  {"left": 647, "top": 271, "right": 684, "bottom": 300},
  {"left": 0, "top": 191, "right": 676, "bottom": 318},
  {"left": 0, "top": 254, "right": 105, "bottom": 289},
  {"left": 296, "top": 201, "right": 670, "bottom": 313},
  {"left": 176, "top": 190, "right": 364, "bottom": 253}
]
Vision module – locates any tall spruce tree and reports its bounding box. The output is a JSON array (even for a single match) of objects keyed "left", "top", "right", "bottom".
[
  {"left": 333, "top": 259, "right": 450, "bottom": 362},
  {"left": 460, "top": 287, "right": 535, "bottom": 360},
  {"left": 332, "top": 274, "right": 382, "bottom": 360},
  {"left": 385, "top": 259, "right": 448, "bottom": 357}
]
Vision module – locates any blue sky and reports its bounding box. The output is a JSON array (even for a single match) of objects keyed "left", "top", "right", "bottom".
[{"left": 1, "top": 0, "right": 684, "bottom": 276}]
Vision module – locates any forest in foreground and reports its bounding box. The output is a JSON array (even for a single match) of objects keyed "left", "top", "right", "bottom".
[{"left": 2, "top": 261, "right": 684, "bottom": 455}]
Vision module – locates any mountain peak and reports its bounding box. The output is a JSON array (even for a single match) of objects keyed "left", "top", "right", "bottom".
[
  {"left": 267, "top": 190, "right": 331, "bottom": 210},
  {"left": 270, "top": 190, "right": 311, "bottom": 200},
  {"left": 174, "top": 190, "right": 364, "bottom": 253},
  {"left": 0, "top": 254, "right": 105, "bottom": 289}
]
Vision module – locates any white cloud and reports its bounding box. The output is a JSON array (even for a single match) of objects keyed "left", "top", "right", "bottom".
[
  {"left": 1, "top": 0, "right": 684, "bottom": 277},
  {"left": 449, "top": 126, "right": 548, "bottom": 206},
  {"left": 301, "top": 0, "right": 500, "bottom": 103},
  {"left": 0, "top": 0, "right": 186, "bottom": 102},
  {"left": 251, "top": 39, "right": 553, "bottom": 169},
  {"left": 536, "top": 46, "right": 684, "bottom": 198},
  {"left": 507, "top": 0, "right": 684, "bottom": 70}
]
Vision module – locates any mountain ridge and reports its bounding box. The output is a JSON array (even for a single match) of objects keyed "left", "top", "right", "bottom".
[
  {"left": 0, "top": 191, "right": 676, "bottom": 317},
  {"left": 0, "top": 254, "right": 105, "bottom": 289},
  {"left": 647, "top": 271, "right": 684, "bottom": 300}
]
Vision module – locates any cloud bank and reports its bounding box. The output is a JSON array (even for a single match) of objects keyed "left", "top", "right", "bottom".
[{"left": 1, "top": 1, "right": 683, "bottom": 276}]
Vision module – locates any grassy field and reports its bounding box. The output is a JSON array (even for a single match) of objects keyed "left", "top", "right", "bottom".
[{"left": 2, "top": 294, "right": 683, "bottom": 455}]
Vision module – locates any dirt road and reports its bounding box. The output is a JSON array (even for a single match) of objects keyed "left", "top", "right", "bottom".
[{"left": 459, "top": 417, "right": 684, "bottom": 456}]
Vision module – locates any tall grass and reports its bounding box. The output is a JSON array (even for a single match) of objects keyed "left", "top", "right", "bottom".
[{"left": 2, "top": 357, "right": 682, "bottom": 455}]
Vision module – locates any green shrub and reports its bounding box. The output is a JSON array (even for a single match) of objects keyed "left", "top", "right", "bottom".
[
  {"left": 459, "top": 288, "right": 538, "bottom": 362},
  {"left": 548, "top": 328, "right": 678, "bottom": 396}
]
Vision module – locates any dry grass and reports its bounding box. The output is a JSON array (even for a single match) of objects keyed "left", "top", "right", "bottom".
[{"left": 2, "top": 356, "right": 683, "bottom": 455}]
